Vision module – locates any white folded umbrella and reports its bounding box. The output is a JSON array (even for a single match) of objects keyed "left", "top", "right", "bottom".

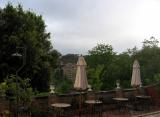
[
  {"left": 131, "top": 59, "right": 142, "bottom": 87},
  {"left": 74, "top": 56, "right": 88, "bottom": 91}
]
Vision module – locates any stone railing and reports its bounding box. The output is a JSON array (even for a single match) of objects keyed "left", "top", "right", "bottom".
[
  {"left": 48, "top": 88, "right": 137, "bottom": 106},
  {"left": 0, "top": 85, "right": 155, "bottom": 114}
]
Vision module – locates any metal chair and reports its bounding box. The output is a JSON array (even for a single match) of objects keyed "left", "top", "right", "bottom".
[{"left": 146, "top": 85, "right": 160, "bottom": 108}]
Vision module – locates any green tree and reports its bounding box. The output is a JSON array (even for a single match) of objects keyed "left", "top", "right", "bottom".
[
  {"left": 135, "top": 37, "right": 160, "bottom": 85},
  {"left": 87, "top": 44, "right": 115, "bottom": 68},
  {"left": 5, "top": 75, "right": 33, "bottom": 107},
  {"left": 0, "top": 3, "right": 60, "bottom": 91},
  {"left": 101, "top": 53, "right": 132, "bottom": 89},
  {"left": 87, "top": 65, "right": 103, "bottom": 91},
  {"left": 127, "top": 46, "right": 138, "bottom": 57},
  {"left": 86, "top": 44, "right": 115, "bottom": 90},
  {"left": 55, "top": 77, "right": 73, "bottom": 93},
  {"left": 86, "top": 44, "right": 133, "bottom": 90},
  {"left": 142, "top": 36, "right": 159, "bottom": 48}
]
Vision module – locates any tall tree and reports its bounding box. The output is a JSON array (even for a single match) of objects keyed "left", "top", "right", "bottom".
[
  {"left": 142, "top": 36, "right": 159, "bottom": 48},
  {"left": 87, "top": 43, "right": 115, "bottom": 67},
  {"left": 0, "top": 4, "right": 60, "bottom": 91},
  {"left": 86, "top": 44, "right": 115, "bottom": 90},
  {"left": 101, "top": 53, "right": 132, "bottom": 89},
  {"left": 86, "top": 44, "right": 133, "bottom": 90},
  {"left": 135, "top": 37, "right": 160, "bottom": 85}
]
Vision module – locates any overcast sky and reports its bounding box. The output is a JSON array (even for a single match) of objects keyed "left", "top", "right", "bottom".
[{"left": 1, "top": 0, "right": 160, "bottom": 55}]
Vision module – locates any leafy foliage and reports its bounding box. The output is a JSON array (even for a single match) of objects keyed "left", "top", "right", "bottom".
[
  {"left": 142, "top": 36, "right": 159, "bottom": 48},
  {"left": 0, "top": 82, "right": 8, "bottom": 96},
  {"left": 55, "top": 79, "right": 72, "bottom": 93},
  {"left": 5, "top": 75, "right": 33, "bottom": 106},
  {"left": 86, "top": 38, "right": 160, "bottom": 90},
  {"left": 100, "top": 53, "right": 132, "bottom": 89},
  {"left": 135, "top": 40, "right": 159, "bottom": 86},
  {"left": 87, "top": 44, "right": 115, "bottom": 68},
  {"left": 86, "top": 44, "right": 115, "bottom": 90},
  {"left": 0, "top": 3, "right": 60, "bottom": 91},
  {"left": 87, "top": 65, "right": 103, "bottom": 91}
]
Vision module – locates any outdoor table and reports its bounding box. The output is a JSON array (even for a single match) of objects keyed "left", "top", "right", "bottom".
[
  {"left": 51, "top": 103, "right": 71, "bottom": 117},
  {"left": 85, "top": 100, "right": 102, "bottom": 116},
  {"left": 136, "top": 95, "right": 151, "bottom": 111},
  {"left": 113, "top": 97, "right": 128, "bottom": 101},
  {"left": 135, "top": 110, "right": 160, "bottom": 117},
  {"left": 51, "top": 103, "right": 71, "bottom": 108},
  {"left": 136, "top": 95, "right": 151, "bottom": 99},
  {"left": 85, "top": 100, "right": 102, "bottom": 104},
  {"left": 113, "top": 97, "right": 128, "bottom": 112}
]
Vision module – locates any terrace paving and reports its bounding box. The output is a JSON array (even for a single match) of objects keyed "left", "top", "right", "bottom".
[{"left": 71, "top": 106, "right": 160, "bottom": 117}]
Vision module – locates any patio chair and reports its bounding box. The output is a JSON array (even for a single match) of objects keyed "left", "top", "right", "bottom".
[
  {"left": 131, "top": 87, "right": 152, "bottom": 111},
  {"left": 70, "top": 97, "right": 79, "bottom": 116},
  {"left": 50, "top": 94, "right": 73, "bottom": 117},
  {"left": 84, "top": 92, "right": 104, "bottom": 117},
  {"left": 124, "top": 92, "right": 137, "bottom": 111},
  {"left": 145, "top": 85, "right": 160, "bottom": 108}
]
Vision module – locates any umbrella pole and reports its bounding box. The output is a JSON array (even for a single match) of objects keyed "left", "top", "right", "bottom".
[{"left": 79, "top": 92, "right": 82, "bottom": 117}]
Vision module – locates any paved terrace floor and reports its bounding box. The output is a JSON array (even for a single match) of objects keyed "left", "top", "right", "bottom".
[
  {"left": 103, "top": 108, "right": 160, "bottom": 117},
  {"left": 71, "top": 106, "right": 160, "bottom": 117}
]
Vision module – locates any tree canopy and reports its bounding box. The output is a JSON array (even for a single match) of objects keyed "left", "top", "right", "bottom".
[
  {"left": 86, "top": 44, "right": 115, "bottom": 90},
  {"left": 86, "top": 38, "right": 160, "bottom": 90},
  {"left": 0, "top": 3, "right": 60, "bottom": 92}
]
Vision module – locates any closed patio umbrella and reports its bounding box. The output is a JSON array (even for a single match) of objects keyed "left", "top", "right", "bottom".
[
  {"left": 74, "top": 55, "right": 88, "bottom": 90},
  {"left": 131, "top": 59, "right": 142, "bottom": 87},
  {"left": 74, "top": 55, "right": 88, "bottom": 117}
]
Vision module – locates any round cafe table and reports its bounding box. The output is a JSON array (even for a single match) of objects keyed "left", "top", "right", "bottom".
[
  {"left": 136, "top": 95, "right": 151, "bottom": 99},
  {"left": 113, "top": 97, "right": 128, "bottom": 112},
  {"left": 85, "top": 100, "right": 103, "bottom": 116},
  {"left": 113, "top": 97, "right": 128, "bottom": 101},
  {"left": 85, "top": 100, "right": 102, "bottom": 104},
  {"left": 51, "top": 103, "right": 71, "bottom": 108},
  {"left": 51, "top": 103, "right": 71, "bottom": 117},
  {"left": 136, "top": 95, "right": 151, "bottom": 111}
]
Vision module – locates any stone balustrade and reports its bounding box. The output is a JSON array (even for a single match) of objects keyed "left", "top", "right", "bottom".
[{"left": 0, "top": 86, "right": 152, "bottom": 115}]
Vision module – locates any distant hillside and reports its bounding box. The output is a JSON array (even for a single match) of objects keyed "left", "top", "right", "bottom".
[{"left": 61, "top": 54, "right": 79, "bottom": 64}]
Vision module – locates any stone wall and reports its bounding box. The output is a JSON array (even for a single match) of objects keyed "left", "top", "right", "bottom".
[{"left": 0, "top": 86, "right": 153, "bottom": 114}]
